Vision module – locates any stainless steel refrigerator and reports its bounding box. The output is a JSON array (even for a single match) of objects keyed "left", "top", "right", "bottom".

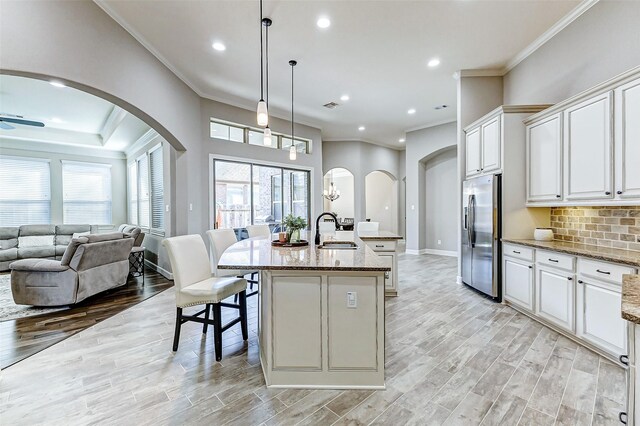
[{"left": 462, "top": 174, "right": 501, "bottom": 299}]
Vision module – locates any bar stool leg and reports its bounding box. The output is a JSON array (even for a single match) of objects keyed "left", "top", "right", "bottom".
[
  {"left": 239, "top": 290, "right": 248, "bottom": 340},
  {"left": 212, "top": 303, "right": 223, "bottom": 362},
  {"left": 203, "top": 304, "right": 211, "bottom": 334},
  {"left": 172, "top": 307, "right": 183, "bottom": 351}
]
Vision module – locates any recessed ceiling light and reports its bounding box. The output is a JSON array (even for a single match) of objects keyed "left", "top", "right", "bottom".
[
  {"left": 407, "top": 108, "right": 416, "bottom": 115},
  {"left": 50, "top": 117, "right": 63, "bottom": 123},
  {"left": 49, "top": 81, "right": 65, "bottom": 88},
  {"left": 340, "top": 94, "right": 350, "bottom": 102},
  {"left": 317, "top": 17, "right": 331, "bottom": 28},
  {"left": 399, "top": 138, "right": 405, "bottom": 143},
  {"left": 428, "top": 58, "right": 440, "bottom": 67},
  {"left": 358, "top": 126, "right": 365, "bottom": 131},
  {"left": 212, "top": 42, "right": 226, "bottom": 51}
]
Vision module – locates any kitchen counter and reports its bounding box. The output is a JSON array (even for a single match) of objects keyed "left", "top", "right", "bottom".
[
  {"left": 622, "top": 275, "right": 640, "bottom": 324},
  {"left": 217, "top": 235, "right": 389, "bottom": 271},
  {"left": 502, "top": 239, "right": 640, "bottom": 268}
]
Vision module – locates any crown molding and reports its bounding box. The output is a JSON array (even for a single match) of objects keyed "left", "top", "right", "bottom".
[
  {"left": 458, "top": 69, "right": 504, "bottom": 78},
  {"left": 125, "top": 128, "right": 160, "bottom": 158},
  {"left": 321, "top": 138, "right": 405, "bottom": 151},
  {"left": 504, "top": 0, "right": 599, "bottom": 73},
  {"left": 405, "top": 118, "right": 456, "bottom": 134}
]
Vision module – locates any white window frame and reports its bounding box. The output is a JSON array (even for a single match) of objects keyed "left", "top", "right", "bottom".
[
  {"left": 128, "top": 143, "right": 165, "bottom": 236},
  {"left": 209, "top": 118, "right": 313, "bottom": 154}
]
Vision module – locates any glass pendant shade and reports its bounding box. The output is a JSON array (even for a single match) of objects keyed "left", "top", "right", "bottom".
[
  {"left": 289, "top": 145, "right": 297, "bottom": 160},
  {"left": 257, "top": 100, "right": 269, "bottom": 126},
  {"left": 263, "top": 126, "right": 272, "bottom": 146}
]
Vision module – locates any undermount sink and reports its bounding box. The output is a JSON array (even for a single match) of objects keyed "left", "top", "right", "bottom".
[{"left": 317, "top": 241, "right": 358, "bottom": 250}]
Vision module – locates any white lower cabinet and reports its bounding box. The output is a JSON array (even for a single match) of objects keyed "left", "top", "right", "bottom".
[
  {"left": 364, "top": 240, "right": 398, "bottom": 297},
  {"left": 536, "top": 265, "right": 575, "bottom": 332},
  {"left": 577, "top": 277, "right": 626, "bottom": 357},
  {"left": 503, "top": 257, "right": 534, "bottom": 312}
]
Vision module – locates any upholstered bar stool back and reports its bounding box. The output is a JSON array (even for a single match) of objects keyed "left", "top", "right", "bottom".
[
  {"left": 246, "top": 225, "right": 271, "bottom": 238},
  {"left": 357, "top": 221, "right": 379, "bottom": 234},
  {"left": 163, "top": 234, "right": 211, "bottom": 307}
]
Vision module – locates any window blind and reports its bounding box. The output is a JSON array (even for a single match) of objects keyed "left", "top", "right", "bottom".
[
  {"left": 128, "top": 162, "right": 138, "bottom": 225},
  {"left": 62, "top": 161, "right": 112, "bottom": 225},
  {"left": 149, "top": 147, "right": 164, "bottom": 231},
  {"left": 0, "top": 157, "right": 51, "bottom": 226},
  {"left": 137, "top": 155, "right": 150, "bottom": 228}
]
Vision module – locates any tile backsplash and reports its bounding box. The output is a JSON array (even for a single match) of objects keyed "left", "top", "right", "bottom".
[{"left": 550, "top": 206, "right": 640, "bottom": 252}]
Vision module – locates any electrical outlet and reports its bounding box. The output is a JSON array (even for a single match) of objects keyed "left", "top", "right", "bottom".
[
  {"left": 411, "top": 205, "right": 415, "bottom": 210},
  {"left": 437, "top": 240, "right": 441, "bottom": 245},
  {"left": 189, "top": 203, "right": 193, "bottom": 211},
  {"left": 346, "top": 291, "right": 357, "bottom": 308},
  {"left": 165, "top": 205, "right": 170, "bottom": 212}
]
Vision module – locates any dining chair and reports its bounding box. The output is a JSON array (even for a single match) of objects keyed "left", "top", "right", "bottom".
[
  {"left": 246, "top": 224, "right": 271, "bottom": 238},
  {"left": 207, "top": 229, "right": 259, "bottom": 298},
  {"left": 357, "top": 221, "right": 379, "bottom": 234},
  {"left": 162, "top": 234, "right": 248, "bottom": 361}
]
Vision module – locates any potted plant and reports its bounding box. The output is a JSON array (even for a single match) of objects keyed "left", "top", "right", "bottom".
[{"left": 283, "top": 214, "right": 307, "bottom": 243}]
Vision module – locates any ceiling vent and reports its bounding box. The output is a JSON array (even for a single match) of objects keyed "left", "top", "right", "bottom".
[{"left": 323, "top": 102, "right": 340, "bottom": 109}]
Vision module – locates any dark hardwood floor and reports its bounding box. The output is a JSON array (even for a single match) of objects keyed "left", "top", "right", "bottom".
[{"left": 0, "top": 270, "right": 173, "bottom": 369}]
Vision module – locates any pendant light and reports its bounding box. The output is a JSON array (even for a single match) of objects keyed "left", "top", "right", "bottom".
[
  {"left": 256, "top": 0, "right": 268, "bottom": 127},
  {"left": 289, "top": 60, "right": 297, "bottom": 161},
  {"left": 262, "top": 16, "right": 273, "bottom": 146}
]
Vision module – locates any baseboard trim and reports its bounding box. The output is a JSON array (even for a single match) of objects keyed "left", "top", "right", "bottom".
[
  {"left": 456, "top": 275, "right": 463, "bottom": 285},
  {"left": 405, "top": 248, "right": 458, "bottom": 257},
  {"left": 144, "top": 259, "right": 173, "bottom": 280}
]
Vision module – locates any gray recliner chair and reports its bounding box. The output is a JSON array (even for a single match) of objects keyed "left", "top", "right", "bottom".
[{"left": 10, "top": 233, "right": 134, "bottom": 306}]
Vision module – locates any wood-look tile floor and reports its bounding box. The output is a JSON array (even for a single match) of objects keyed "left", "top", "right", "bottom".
[{"left": 0, "top": 254, "right": 626, "bottom": 425}]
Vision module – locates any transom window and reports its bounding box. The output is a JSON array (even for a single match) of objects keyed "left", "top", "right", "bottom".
[{"left": 210, "top": 119, "right": 312, "bottom": 154}]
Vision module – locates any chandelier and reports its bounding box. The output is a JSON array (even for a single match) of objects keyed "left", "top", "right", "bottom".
[{"left": 323, "top": 182, "right": 341, "bottom": 202}]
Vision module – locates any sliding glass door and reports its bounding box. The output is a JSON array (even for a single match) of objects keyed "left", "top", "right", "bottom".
[{"left": 213, "top": 159, "right": 310, "bottom": 231}]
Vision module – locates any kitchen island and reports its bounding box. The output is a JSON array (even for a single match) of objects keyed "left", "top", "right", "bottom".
[{"left": 218, "top": 234, "right": 389, "bottom": 389}]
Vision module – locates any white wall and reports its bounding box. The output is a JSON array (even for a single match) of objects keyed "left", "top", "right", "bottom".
[
  {"left": 503, "top": 1, "right": 640, "bottom": 105},
  {"left": 0, "top": 139, "right": 127, "bottom": 227},
  {"left": 365, "top": 171, "right": 398, "bottom": 233},
  {"left": 405, "top": 121, "right": 457, "bottom": 252},
  {"left": 323, "top": 172, "right": 355, "bottom": 218},
  {"left": 424, "top": 148, "right": 457, "bottom": 253},
  {"left": 322, "top": 140, "right": 402, "bottom": 228}
]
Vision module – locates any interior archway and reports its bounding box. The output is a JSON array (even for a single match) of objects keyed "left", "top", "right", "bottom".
[
  {"left": 323, "top": 168, "right": 354, "bottom": 221},
  {"left": 365, "top": 170, "right": 398, "bottom": 233}
]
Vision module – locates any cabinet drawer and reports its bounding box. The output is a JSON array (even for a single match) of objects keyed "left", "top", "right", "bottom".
[
  {"left": 503, "top": 243, "right": 533, "bottom": 262},
  {"left": 578, "top": 258, "right": 636, "bottom": 285},
  {"left": 365, "top": 241, "right": 397, "bottom": 252},
  {"left": 536, "top": 250, "right": 575, "bottom": 272}
]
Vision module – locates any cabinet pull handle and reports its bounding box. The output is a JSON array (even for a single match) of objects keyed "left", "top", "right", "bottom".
[
  {"left": 619, "top": 354, "right": 629, "bottom": 366},
  {"left": 578, "top": 280, "right": 584, "bottom": 284},
  {"left": 548, "top": 258, "right": 559, "bottom": 263},
  {"left": 620, "top": 412, "right": 628, "bottom": 425},
  {"left": 556, "top": 195, "right": 561, "bottom": 198},
  {"left": 596, "top": 269, "right": 611, "bottom": 275},
  {"left": 513, "top": 250, "right": 521, "bottom": 254},
  {"left": 605, "top": 191, "right": 611, "bottom": 195},
  {"left": 375, "top": 244, "right": 384, "bottom": 248},
  {"left": 617, "top": 191, "right": 623, "bottom": 195}
]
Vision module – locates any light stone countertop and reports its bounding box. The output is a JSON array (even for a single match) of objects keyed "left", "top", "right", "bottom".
[
  {"left": 622, "top": 275, "right": 640, "bottom": 324},
  {"left": 322, "top": 230, "right": 402, "bottom": 242},
  {"left": 217, "top": 236, "right": 389, "bottom": 271},
  {"left": 503, "top": 239, "right": 640, "bottom": 268}
]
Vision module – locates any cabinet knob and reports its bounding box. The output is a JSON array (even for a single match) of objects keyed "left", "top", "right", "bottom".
[
  {"left": 476, "top": 169, "right": 480, "bottom": 172},
  {"left": 528, "top": 266, "right": 533, "bottom": 269},
  {"left": 605, "top": 191, "right": 611, "bottom": 195},
  {"left": 617, "top": 191, "right": 623, "bottom": 195},
  {"left": 556, "top": 195, "right": 561, "bottom": 198},
  {"left": 578, "top": 280, "right": 583, "bottom": 284},
  {"left": 567, "top": 277, "right": 573, "bottom": 281},
  {"left": 620, "top": 355, "right": 630, "bottom": 366}
]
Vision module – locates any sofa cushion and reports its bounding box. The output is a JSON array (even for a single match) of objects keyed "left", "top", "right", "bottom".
[
  {"left": 18, "top": 235, "right": 55, "bottom": 248},
  {"left": 55, "top": 224, "right": 91, "bottom": 235},
  {"left": 18, "top": 246, "right": 56, "bottom": 259},
  {"left": 10, "top": 258, "right": 70, "bottom": 272},
  {"left": 0, "top": 247, "right": 18, "bottom": 262},
  {"left": 0, "top": 227, "right": 19, "bottom": 239},
  {"left": 55, "top": 245, "right": 67, "bottom": 256},
  {"left": 60, "top": 237, "right": 89, "bottom": 266},
  {"left": 118, "top": 225, "right": 144, "bottom": 247},
  {"left": 0, "top": 237, "right": 18, "bottom": 250},
  {"left": 19, "top": 225, "right": 56, "bottom": 236}
]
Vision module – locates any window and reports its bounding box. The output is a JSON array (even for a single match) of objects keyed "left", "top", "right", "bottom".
[
  {"left": 210, "top": 119, "right": 311, "bottom": 154},
  {"left": 213, "top": 159, "right": 311, "bottom": 231},
  {"left": 62, "top": 161, "right": 112, "bottom": 225},
  {"left": 0, "top": 156, "right": 51, "bottom": 226},
  {"left": 128, "top": 144, "right": 165, "bottom": 234}
]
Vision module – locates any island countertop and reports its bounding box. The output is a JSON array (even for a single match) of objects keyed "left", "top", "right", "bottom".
[
  {"left": 217, "top": 236, "right": 390, "bottom": 271},
  {"left": 622, "top": 275, "right": 640, "bottom": 324},
  {"left": 502, "top": 238, "right": 640, "bottom": 268}
]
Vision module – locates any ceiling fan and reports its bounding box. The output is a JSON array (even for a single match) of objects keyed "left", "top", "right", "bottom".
[{"left": 0, "top": 113, "right": 45, "bottom": 130}]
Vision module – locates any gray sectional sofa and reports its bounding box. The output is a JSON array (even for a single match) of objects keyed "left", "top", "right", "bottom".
[
  {"left": 0, "top": 224, "right": 98, "bottom": 271},
  {"left": 10, "top": 232, "right": 134, "bottom": 306}
]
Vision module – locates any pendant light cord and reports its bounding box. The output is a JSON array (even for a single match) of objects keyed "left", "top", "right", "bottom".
[
  {"left": 265, "top": 19, "right": 269, "bottom": 108},
  {"left": 259, "top": 0, "right": 264, "bottom": 101},
  {"left": 291, "top": 62, "right": 294, "bottom": 140}
]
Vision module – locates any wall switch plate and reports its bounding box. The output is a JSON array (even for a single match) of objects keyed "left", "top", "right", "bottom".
[
  {"left": 437, "top": 240, "right": 441, "bottom": 245},
  {"left": 189, "top": 203, "right": 193, "bottom": 211},
  {"left": 165, "top": 205, "right": 170, "bottom": 212},
  {"left": 411, "top": 205, "right": 415, "bottom": 210},
  {"left": 346, "top": 291, "right": 357, "bottom": 308}
]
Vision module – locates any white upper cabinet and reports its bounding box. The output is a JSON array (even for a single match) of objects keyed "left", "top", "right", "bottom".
[
  {"left": 481, "top": 116, "right": 501, "bottom": 173},
  {"left": 466, "top": 128, "right": 481, "bottom": 177},
  {"left": 527, "top": 113, "right": 562, "bottom": 202},
  {"left": 615, "top": 78, "right": 640, "bottom": 199},
  {"left": 564, "top": 92, "right": 613, "bottom": 200}
]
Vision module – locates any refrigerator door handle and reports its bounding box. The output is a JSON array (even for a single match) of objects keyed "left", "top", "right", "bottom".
[{"left": 469, "top": 194, "right": 475, "bottom": 248}]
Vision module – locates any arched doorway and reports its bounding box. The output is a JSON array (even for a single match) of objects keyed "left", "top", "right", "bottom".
[
  {"left": 323, "top": 168, "right": 354, "bottom": 221},
  {"left": 365, "top": 170, "right": 398, "bottom": 233}
]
